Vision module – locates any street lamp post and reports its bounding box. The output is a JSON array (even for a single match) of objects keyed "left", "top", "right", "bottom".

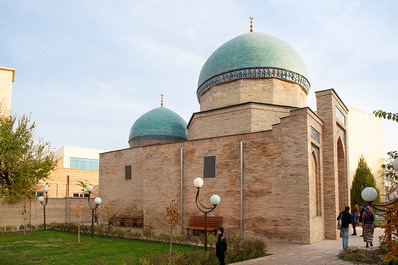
[
  {"left": 38, "top": 186, "right": 50, "bottom": 230},
  {"left": 361, "top": 186, "right": 396, "bottom": 265},
  {"left": 193, "top": 177, "right": 221, "bottom": 252},
  {"left": 362, "top": 156, "right": 398, "bottom": 265},
  {"left": 86, "top": 185, "right": 102, "bottom": 238}
]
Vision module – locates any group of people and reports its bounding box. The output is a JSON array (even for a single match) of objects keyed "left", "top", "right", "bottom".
[
  {"left": 337, "top": 204, "right": 376, "bottom": 249},
  {"left": 217, "top": 204, "right": 375, "bottom": 264}
]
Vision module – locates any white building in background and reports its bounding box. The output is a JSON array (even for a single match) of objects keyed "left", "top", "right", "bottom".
[
  {"left": 0, "top": 67, "right": 15, "bottom": 117},
  {"left": 54, "top": 146, "right": 103, "bottom": 170},
  {"left": 347, "top": 106, "right": 385, "bottom": 195},
  {"left": 38, "top": 146, "right": 104, "bottom": 198}
]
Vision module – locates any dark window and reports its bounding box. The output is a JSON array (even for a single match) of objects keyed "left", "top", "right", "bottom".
[
  {"left": 73, "top": 193, "right": 89, "bottom": 198},
  {"left": 203, "top": 156, "right": 216, "bottom": 178},
  {"left": 125, "top": 165, "right": 132, "bottom": 180}
]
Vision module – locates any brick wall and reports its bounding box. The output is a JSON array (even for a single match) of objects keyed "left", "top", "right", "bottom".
[
  {"left": 188, "top": 102, "right": 295, "bottom": 140},
  {"left": 0, "top": 198, "right": 93, "bottom": 227},
  {"left": 37, "top": 168, "right": 99, "bottom": 198},
  {"left": 99, "top": 107, "right": 326, "bottom": 244},
  {"left": 316, "top": 89, "right": 349, "bottom": 240}
]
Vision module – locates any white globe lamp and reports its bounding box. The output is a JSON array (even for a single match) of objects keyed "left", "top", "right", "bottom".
[
  {"left": 210, "top": 194, "right": 221, "bottom": 206},
  {"left": 393, "top": 158, "right": 398, "bottom": 171},
  {"left": 194, "top": 178, "right": 204, "bottom": 188},
  {"left": 361, "top": 187, "right": 378, "bottom": 202},
  {"left": 94, "top": 197, "right": 102, "bottom": 205}
]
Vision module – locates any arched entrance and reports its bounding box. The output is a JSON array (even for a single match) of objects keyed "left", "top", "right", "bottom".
[
  {"left": 337, "top": 137, "right": 348, "bottom": 211},
  {"left": 312, "top": 151, "right": 322, "bottom": 216}
]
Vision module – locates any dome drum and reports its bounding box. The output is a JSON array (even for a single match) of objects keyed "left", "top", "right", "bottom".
[{"left": 129, "top": 135, "right": 187, "bottom": 148}]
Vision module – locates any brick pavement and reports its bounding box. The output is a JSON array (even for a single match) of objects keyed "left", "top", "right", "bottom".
[{"left": 235, "top": 227, "right": 384, "bottom": 265}]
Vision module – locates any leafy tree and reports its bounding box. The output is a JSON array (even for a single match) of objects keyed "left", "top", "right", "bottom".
[
  {"left": 0, "top": 115, "right": 56, "bottom": 203},
  {"left": 350, "top": 156, "right": 380, "bottom": 207},
  {"left": 383, "top": 151, "right": 398, "bottom": 181},
  {"left": 374, "top": 110, "right": 398, "bottom": 122},
  {"left": 383, "top": 151, "right": 398, "bottom": 200},
  {"left": 379, "top": 202, "right": 398, "bottom": 263}
]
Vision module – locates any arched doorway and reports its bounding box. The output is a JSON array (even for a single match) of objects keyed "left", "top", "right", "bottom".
[
  {"left": 312, "top": 151, "right": 322, "bottom": 216},
  {"left": 337, "top": 137, "right": 348, "bottom": 211}
]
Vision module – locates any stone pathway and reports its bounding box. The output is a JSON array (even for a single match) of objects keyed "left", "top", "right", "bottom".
[{"left": 235, "top": 227, "right": 384, "bottom": 265}]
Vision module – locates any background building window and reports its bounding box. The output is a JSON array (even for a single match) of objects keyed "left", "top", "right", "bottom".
[
  {"left": 70, "top": 157, "right": 99, "bottom": 170},
  {"left": 125, "top": 165, "right": 132, "bottom": 180},
  {"left": 73, "top": 193, "right": 89, "bottom": 198},
  {"left": 203, "top": 156, "right": 216, "bottom": 178}
]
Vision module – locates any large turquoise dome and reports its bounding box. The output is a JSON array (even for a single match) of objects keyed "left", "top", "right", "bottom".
[
  {"left": 197, "top": 32, "right": 310, "bottom": 99},
  {"left": 129, "top": 106, "right": 187, "bottom": 146}
]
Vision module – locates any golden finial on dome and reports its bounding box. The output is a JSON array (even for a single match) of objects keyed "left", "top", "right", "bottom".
[
  {"left": 250, "top": 16, "right": 254, "bottom": 32},
  {"left": 160, "top": 93, "right": 164, "bottom": 107}
]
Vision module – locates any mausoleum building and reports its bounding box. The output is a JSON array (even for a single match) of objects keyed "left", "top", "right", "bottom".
[{"left": 99, "top": 30, "right": 351, "bottom": 244}]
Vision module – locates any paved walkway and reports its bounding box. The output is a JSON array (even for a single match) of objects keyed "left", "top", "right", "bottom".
[{"left": 235, "top": 227, "right": 384, "bottom": 265}]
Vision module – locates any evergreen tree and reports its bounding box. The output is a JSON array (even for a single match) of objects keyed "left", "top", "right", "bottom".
[{"left": 350, "top": 156, "right": 380, "bottom": 207}]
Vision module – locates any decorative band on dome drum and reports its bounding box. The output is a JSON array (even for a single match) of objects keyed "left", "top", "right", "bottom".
[
  {"left": 197, "top": 67, "right": 310, "bottom": 100},
  {"left": 129, "top": 135, "right": 187, "bottom": 143}
]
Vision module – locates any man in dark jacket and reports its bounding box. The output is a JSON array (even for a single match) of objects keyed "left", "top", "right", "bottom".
[
  {"left": 337, "top": 206, "right": 353, "bottom": 249},
  {"left": 216, "top": 227, "right": 227, "bottom": 265}
]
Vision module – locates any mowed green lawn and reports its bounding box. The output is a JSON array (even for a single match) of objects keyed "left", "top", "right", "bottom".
[{"left": 0, "top": 230, "right": 201, "bottom": 264}]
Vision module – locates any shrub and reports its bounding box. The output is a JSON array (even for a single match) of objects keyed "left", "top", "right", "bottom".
[
  {"left": 338, "top": 247, "right": 385, "bottom": 264},
  {"left": 127, "top": 230, "right": 142, "bottom": 239},
  {"left": 158, "top": 232, "right": 171, "bottom": 242},
  {"left": 136, "top": 234, "right": 267, "bottom": 264},
  {"left": 94, "top": 224, "right": 110, "bottom": 236},
  {"left": 143, "top": 229, "right": 155, "bottom": 240},
  {"left": 111, "top": 228, "right": 127, "bottom": 237},
  {"left": 172, "top": 234, "right": 186, "bottom": 244}
]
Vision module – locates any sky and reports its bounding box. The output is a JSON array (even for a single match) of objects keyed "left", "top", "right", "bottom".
[{"left": 0, "top": 0, "right": 397, "bottom": 154}]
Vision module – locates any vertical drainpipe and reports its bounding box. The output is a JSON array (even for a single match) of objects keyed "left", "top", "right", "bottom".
[
  {"left": 240, "top": 141, "right": 245, "bottom": 237},
  {"left": 66, "top": 175, "right": 70, "bottom": 197},
  {"left": 180, "top": 147, "right": 185, "bottom": 234}
]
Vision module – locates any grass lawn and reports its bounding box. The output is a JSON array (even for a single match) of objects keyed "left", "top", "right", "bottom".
[{"left": 0, "top": 230, "right": 202, "bottom": 264}]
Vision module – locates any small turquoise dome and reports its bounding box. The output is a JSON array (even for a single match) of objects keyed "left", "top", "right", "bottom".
[
  {"left": 129, "top": 106, "right": 187, "bottom": 145},
  {"left": 197, "top": 32, "right": 310, "bottom": 99}
]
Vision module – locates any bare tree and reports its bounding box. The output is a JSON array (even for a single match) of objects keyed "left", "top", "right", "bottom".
[{"left": 165, "top": 199, "right": 180, "bottom": 256}]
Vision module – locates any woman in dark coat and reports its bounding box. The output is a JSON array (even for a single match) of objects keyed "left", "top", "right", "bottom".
[
  {"left": 216, "top": 227, "right": 227, "bottom": 265},
  {"left": 363, "top": 206, "right": 375, "bottom": 247}
]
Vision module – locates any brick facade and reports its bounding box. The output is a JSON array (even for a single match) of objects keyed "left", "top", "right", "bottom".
[
  {"left": 99, "top": 96, "right": 346, "bottom": 244},
  {"left": 0, "top": 198, "right": 93, "bottom": 227},
  {"left": 37, "top": 167, "right": 99, "bottom": 198}
]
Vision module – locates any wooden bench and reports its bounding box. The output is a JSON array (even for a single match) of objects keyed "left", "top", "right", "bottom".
[
  {"left": 108, "top": 216, "right": 143, "bottom": 227},
  {"left": 186, "top": 216, "right": 223, "bottom": 236}
]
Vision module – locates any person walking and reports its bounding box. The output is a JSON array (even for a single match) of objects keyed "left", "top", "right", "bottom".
[
  {"left": 337, "top": 206, "right": 353, "bottom": 249},
  {"left": 216, "top": 227, "right": 227, "bottom": 265},
  {"left": 363, "top": 206, "right": 375, "bottom": 247},
  {"left": 351, "top": 208, "right": 357, "bottom": 235}
]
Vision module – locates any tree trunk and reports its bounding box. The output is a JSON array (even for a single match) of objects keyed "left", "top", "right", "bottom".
[
  {"left": 169, "top": 225, "right": 173, "bottom": 257},
  {"left": 77, "top": 222, "right": 81, "bottom": 243}
]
